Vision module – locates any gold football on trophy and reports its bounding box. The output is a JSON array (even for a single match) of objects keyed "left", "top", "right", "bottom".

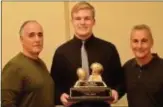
[
  {"left": 68, "top": 62, "right": 112, "bottom": 102},
  {"left": 77, "top": 68, "right": 87, "bottom": 81},
  {"left": 88, "top": 62, "right": 104, "bottom": 81}
]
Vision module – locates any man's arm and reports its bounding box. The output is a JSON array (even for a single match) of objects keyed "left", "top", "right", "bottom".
[
  {"left": 50, "top": 51, "right": 67, "bottom": 105},
  {"left": 2, "top": 63, "right": 23, "bottom": 107},
  {"left": 110, "top": 45, "right": 126, "bottom": 99}
]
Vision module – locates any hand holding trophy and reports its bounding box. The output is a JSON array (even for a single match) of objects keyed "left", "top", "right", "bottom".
[{"left": 68, "top": 62, "right": 113, "bottom": 102}]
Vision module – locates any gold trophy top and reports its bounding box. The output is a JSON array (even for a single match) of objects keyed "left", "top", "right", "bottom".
[
  {"left": 74, "top": 62, "right": 107, "bottom": 87},
  {"left": 88, "top": 62, "right": 103, "bottom": 81},
  {"left": 76, "top": 68, "right": 87, "bottom": 81}
]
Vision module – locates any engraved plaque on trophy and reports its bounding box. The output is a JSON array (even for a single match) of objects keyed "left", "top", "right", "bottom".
[{"left": 68, "top": 62, "right": 113, "bottom": 102}]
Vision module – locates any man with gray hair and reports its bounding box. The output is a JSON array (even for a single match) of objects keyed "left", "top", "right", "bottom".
[
  {"left": 2, "top": 20, "right": 54, "bottom": 107},
  {"left": 123, "top": 24, "right": 163, "bottom": 107}
]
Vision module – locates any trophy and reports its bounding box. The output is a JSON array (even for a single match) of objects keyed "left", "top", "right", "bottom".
[{"left": 68, "top": 62, "right": 113, "bottom": 101}]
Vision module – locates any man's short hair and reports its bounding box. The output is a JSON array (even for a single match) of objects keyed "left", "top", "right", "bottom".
[
  {"left": 71, "top": 1, "right": 95, "bottom": 19},
  {"left": 131, "top": 24, "right": 153, "bottom": 41},
  {"left": 19, "top": 20, "right": 38, "bottom": 36}
]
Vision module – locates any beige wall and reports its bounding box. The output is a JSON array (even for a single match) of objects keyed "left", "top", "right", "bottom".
[
  {"left": 2, "top": 2, "right": 67, "bottom": 69},
  {"left": 2, "top": 2, "right": 163, "bottom": 106}
]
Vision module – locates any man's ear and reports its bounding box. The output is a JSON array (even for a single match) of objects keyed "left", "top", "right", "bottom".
[
  {"left": 20, "top": 36, "right": 23, "bottom": 43},
  {"left": 93, "top": 19, "right": 96, "bottom": 25},
  {"left": 71, "top": 18, "right": 73, "bottom": 24},
  {"left": 20, "top": 35, "right": 22, "bottom": 40}
]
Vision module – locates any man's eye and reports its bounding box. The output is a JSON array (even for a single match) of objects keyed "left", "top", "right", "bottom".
[
  {"left": 85, "top": 17, "right": 92, "bottom": 20},
  {"left": 142, "top": 39, "right": 148, "bottom": 43},
  {"left": 132, "top": 39, "right": 138, "bottom": 43},
  {"left": 28, "top": 32, "right": 43, "bottom": 38},
  {"left": 38, "top": 32, "right": 43, "bottom": 37},
  {"left": 28, "top": 32, "right": 35, "bottom": 37},
  {"left": 75, "top": 17, "right": 81, "bottom": 20}
]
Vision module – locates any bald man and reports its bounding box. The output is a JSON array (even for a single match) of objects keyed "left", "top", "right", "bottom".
[{"left": 2, "top": 20, "right": 54, "bottom": 107}]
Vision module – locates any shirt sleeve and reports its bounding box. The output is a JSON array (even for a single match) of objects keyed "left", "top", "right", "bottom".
[
  {"left": 50, "top": 51, "right": 67, "bottom": 105},
  {"left": 109, "top": 45, "right": 126, "bottom": 99},
  {"left": 2, "top": 62, "right": 23, "bottom": 107}
]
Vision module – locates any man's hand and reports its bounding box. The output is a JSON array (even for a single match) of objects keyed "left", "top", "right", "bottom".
[
  {"left": 60, "top": 93, "right": 75, "bottom": 107},
  {"left": 107, "top": 89, "right": 119, "bottom": 104}
]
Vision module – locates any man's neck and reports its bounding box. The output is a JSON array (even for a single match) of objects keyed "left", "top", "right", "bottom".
[
  {"left": 22, "top": 50, "right": 39, "bottom": 60},
  {"left": 136, "top": 53, "right": 153, "bottom": 66},
  {"left": 75, "top": 33, "right": 92, "bottom": 41}
]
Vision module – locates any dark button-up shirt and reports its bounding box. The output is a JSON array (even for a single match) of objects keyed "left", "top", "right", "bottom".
[
  {"left": 123, "top": 54, "right": 163, "bottom": 107},
  {"left": 51, "top": 34, "right": 124, "bottom": 107}
]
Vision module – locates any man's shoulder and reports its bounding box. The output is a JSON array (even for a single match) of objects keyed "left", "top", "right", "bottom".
[
  {"left": 94, "top": 37, "right": 116, "bottom": 48},
  {"left": 123, "top": 58, "right": 135, "bottom": 68},
  {"left": 154, "top": 54, "right": 163, "bottom": 66},
  {"left": 95, "top": 37, "right": 114, "bottom": 45},
  {"left": 2, "top": 53, "right": 23, "bottom": 72},
  {"left": 55, "top": 39, "right": 74, "bottom": 52},
  {"left": 5, "top": 53, "right": 22, "bottom": 64}
]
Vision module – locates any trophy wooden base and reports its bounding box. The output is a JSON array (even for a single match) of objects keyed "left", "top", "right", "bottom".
[
  {"left": 68, "top": 81, "right": 113, "bottom": 102},
  {"left": 68, "top": 96, "right": 113, "bottom": 102}
]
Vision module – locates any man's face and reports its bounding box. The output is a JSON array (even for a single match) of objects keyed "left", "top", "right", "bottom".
[
  {"left": 20, "top": 22, "right": 43, "bottom": 56},
  {"left": 130, "top": 29, "right": 153, "bottom": 60},
  {"left": 72, "top": 9, "right": 95, "bottom": 39}
]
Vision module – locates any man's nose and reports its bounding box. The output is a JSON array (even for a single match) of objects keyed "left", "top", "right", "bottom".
[
  {"left": 137, "top": 42, "right": 142, "bottom": 48},
  {"left": 35, "top": 35, "right": 41, "bottom": 41},
  {"left": 80, "top": 19, "right": 85, "bottom": 24}
]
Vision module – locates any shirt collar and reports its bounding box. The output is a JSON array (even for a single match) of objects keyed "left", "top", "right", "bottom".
[
  {"left": 133, "top": 53, "right": 159, "bottom": 68},
  {"left": 73, "top": 34, "right": 96, "bottom": 46}
]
